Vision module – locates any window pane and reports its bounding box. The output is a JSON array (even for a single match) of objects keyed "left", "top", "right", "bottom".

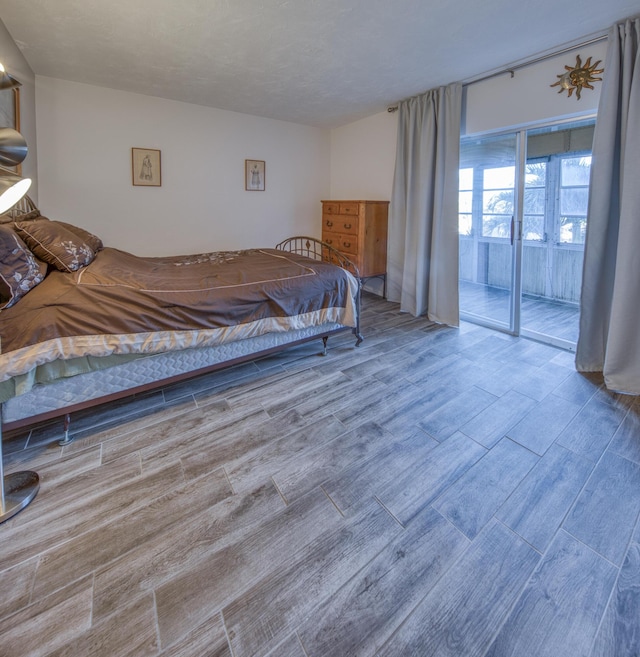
[
  {"left": 525, "top": 162, "right": 547, "bottom": 185},
  {"left": 459, "top": 167, "right": 473, "bottom": 190},
  {"left": 483, "top": 190, "right": 513, "bottom": 215},
  {"left": 559, "top": 217, "right": 587, "bottom": 244},
  {"left": 561, "top": 157, "right": 591, "bottom": 185},
  {"left": 459, "top": 190, "right": 472, "bottom": 213},
  {"left": 484, "top": 166, "right": 514, "bottom": 189},
  {"left": 482, "top": 214, "right": 511, "bottom": 238},
  {"left": 524, "top": 188, "right": 545, "bottom": 214},
  {"left": 560, "top": 187, "right": 589, "bottom": 215},
  {"left": 459, "top": 213, "right": 472, "bottom": 236},
  {"left": 523, "top": 215, "right": 544, "bottom": 241}
]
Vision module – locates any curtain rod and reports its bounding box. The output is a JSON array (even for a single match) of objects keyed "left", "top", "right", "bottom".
[
  {"left": 387, "top": 32, "right": 608, "bottom": 113},
  {"left": 464, "top": 33, "right": 608, "bottom": 85}
]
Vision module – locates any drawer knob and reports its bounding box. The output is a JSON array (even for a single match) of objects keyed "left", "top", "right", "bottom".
[
  {"left": 326, "top": 220, "right": 333, "bottom": 227},
  {"left": 326, "top": 238, "right": 333, "bottom": 244},
  {"left": 344, "top": 242, "right": 351, "bottom": 248},
  {"left": 344, "top": 223, "right": 352, "bottom": 229}
]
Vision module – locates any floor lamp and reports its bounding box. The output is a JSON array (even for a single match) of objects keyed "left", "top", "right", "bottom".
[{"left": 0, "top": 63, "right": 38, "bottom": 524}]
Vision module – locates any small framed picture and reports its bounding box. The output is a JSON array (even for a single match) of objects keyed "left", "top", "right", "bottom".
[
  {"left": 132, "top": 148, "right": 161, "bottom": 187},
  {"left": 245, "top": 159, "right": 265, "bottom": 191}
]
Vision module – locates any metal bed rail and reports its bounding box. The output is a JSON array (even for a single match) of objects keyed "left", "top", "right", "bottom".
[{"left": 275, "top": 235, "right": 363, "bottom": 346}]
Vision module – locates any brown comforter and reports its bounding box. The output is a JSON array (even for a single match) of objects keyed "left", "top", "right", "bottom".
[{"left": 0, "top": 247, "right": 357, "bottom": 382}]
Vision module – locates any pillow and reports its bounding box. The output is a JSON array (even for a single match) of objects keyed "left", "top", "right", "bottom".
[
  {"left": 14, "top": 218, "right": 97, "bottom": 272},
  {"left": 0, "top": 225, "right": 48, "bottom": 309},
  {"left": 55, "top": 221, "right": 103, "bottom": 253}
]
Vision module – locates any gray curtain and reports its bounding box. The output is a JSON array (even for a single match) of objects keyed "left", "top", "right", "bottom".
[
  {"left": 576, "top": 16, "right": 640, "bottom": 393},
  {"left": 387, "top": 83, "right": 462, "bottom": 325}
]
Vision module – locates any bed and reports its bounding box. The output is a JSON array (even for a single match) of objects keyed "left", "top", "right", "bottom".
[{"left": 0, "top": 201, "right": 362, "bottom": 438}]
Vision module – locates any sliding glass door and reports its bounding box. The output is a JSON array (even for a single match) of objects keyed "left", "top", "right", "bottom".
[
  {"left": 459, "top": 118, "right": 595, "bottom": 349},
  {"left": 458, "top": 131, "right": 520, "bottom": 330}
]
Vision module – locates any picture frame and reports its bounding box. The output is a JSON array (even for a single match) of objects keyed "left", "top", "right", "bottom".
[
  {"left": 245, "top": 159, "right": 265, "bottom": 191},
  {"left": 132, "top": 148, "right": 161, "bottom": 187},
  {"left": 0, "top": 87, "right": 21, "bottom": 173}
]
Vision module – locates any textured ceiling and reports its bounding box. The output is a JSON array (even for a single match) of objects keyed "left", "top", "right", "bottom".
[{"left": 0, "top": 0, "right": 637, "bottom": 128}]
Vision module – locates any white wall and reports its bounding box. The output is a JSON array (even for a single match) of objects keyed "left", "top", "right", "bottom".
[
  {"left": 35, "top": 77, "right": 330, "bottom": 255},
  {"left": 0, "top": 19, "right": 38, "bottom": 201},
  {"left": 329, "top": 110, "right": 397, "bottom": 200}
]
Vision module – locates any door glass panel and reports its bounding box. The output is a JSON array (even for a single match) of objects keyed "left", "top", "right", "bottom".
[
  {"left": 459, "top": 133, "right": 518, "bottom": 328},
  {"left": 459, "top": 167, "right": 473, "bottom": 236},
  {"left": 520, "top": 119, "right": 595, "bottom": 345},
  {"left": 523, "top": 162, "right": 546, "bottom": 241}
]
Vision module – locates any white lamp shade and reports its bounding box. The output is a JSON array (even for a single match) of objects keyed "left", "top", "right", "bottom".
[{"left": 0, "top": 175, "right": 31, "bottom": 214}]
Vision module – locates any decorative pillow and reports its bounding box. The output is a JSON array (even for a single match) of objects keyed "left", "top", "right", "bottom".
[
  {"left": 55, "top": 221, "right": 103, "bottom": 253},
  {"left": 0, "top": 225, "right": 48, "bottom": 309},
  {"left": 14, "top": 218, "right": 97, "bottom": 272}
]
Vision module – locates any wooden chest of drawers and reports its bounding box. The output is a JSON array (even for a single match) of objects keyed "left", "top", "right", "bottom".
[{"left": 321, "top": 200, "right": 389, "bottom": 279}]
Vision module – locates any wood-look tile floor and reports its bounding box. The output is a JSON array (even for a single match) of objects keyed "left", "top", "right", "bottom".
[{"left": 2, "top": 292, "right": 640, "bottom": 657}]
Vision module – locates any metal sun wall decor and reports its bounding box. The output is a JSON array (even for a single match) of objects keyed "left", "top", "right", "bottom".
[{"left": 550, "top": 54, "right": 604, "bottom": 100}]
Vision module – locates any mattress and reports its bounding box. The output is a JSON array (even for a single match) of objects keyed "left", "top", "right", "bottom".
[{"left": 2, "top": 322, "right": 344, "bottom": 424}]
